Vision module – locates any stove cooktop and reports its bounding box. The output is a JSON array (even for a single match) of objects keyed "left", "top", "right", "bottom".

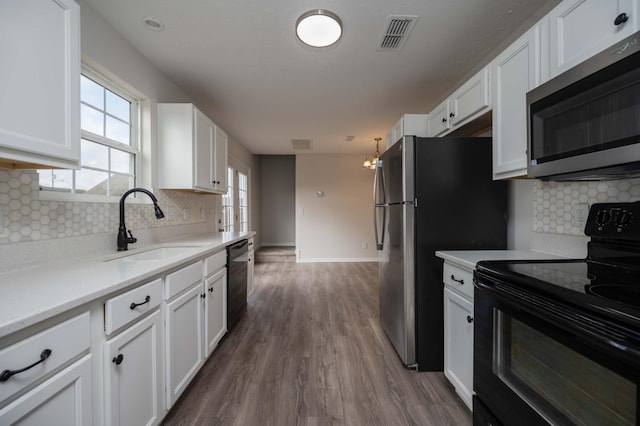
[{"left": 476, "top": 202, "right": 640, "bottom": 327}]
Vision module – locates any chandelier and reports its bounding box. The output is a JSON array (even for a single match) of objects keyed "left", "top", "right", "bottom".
[{"left": 363, "top": 138, "right": 382, "bottom": 169}]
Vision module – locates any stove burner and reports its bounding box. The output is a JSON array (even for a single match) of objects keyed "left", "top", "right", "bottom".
[{"left": 586, "top": 285, "right": 640, "bottom": 308}]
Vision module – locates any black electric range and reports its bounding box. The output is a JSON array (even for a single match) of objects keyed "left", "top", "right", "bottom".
[{"left": 472, "top": 202, "right": 640, "bottom": 426}]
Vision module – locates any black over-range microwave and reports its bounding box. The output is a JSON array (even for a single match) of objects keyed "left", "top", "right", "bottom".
[{"left": 527, "top": 31, "right": 640, "bottom": 181}]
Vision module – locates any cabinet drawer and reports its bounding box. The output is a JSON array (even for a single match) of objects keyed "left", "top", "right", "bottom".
[
  {"left": 165, "top": 261, "right": 203, "bottom": 300},
  {"left": 105, "top": 279, "right": 163, "bottom": 335},
  {"left": 204, "top": 251, "right": 226, "bottom": 277},
  {"left": 0, "top": 312, "right": 90, "bottom": 404},
  {"left": 443, "top": 263, "right": 474, "bottom": 299}
]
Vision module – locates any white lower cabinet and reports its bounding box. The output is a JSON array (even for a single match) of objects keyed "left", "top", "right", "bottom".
[
  {"left": 442, "top": 261, "right": 474, "bottom": 410},
  {"left": 0, "top": 355, "right": 92, "bottom": 425},
  {"left": 205, "top": 268, "right": 227, "bottom": 357},
  {"left": 443, "top": 287, "right": 474, "bottom": 410},
  {"left": 104, "top": 310, "right": 163, "bottom": 426},
  {"left": 165, "top": 284, "right": 204, "bottom": 408}
]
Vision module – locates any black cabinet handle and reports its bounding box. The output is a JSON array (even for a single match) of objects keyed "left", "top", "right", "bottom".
[
  {"left": 208, "top": 287, "right": 214, "bottom": 293},
  {"left": 0, "top": 349, "right": 52, "bottom": 382},
  {"left": 129, "top": 295, "right": 150, "bottom": 310},
  {"left": 450, "top": 275, "right": 464, "bottom": 285},
  {"left": 112, "top": 354, "right": 124, "bottom": 365},
  {"left": 615, "top": 13, "right": 629, "bottom": 26},
  {"left": 200, "top": 293, "right": 206, "bottom": 299},
  {"left": 467, "top": 315, "right": 474, "bottom": 323},
  {"left": 441, "top": 117, "right": 447, "bottom": 123},
  {"left": 449, "top": 112, "right": 455, "bottom": 118}
]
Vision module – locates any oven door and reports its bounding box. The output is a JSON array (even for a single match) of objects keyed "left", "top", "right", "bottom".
[{"left": 473, "top": 275, "right": 640, "bottom": 426}]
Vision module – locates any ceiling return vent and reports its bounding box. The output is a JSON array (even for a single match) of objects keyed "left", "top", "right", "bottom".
[
  {"left": 291, "top": 139, "right": 313, "bottom": 150},
  {"left": 378, "top": 15, "right": 418, "bottom": 51}
]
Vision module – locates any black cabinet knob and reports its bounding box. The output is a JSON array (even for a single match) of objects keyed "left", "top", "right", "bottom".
[
  {"left": 615, "top": 13, "right": 629, "bottom": 26},
  {"left": 466, "top": 315, "right": 474, "bottom": 323},
  {"left": 449, "top": 112, "right": 455, "bottom": 118},
  {"left": 442, "top": 117, "right": 447, "bottom": 123},
  {"left": 112, "top": 354, "right": 124, "bottom": 365}
]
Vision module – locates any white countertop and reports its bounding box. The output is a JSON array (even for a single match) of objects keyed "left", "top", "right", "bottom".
[
  {"left": 0, "top": 231, "right": 253, "bottom": 339},
  {"left": 435, "top": 250, "right": 568, "bottom": 270}
]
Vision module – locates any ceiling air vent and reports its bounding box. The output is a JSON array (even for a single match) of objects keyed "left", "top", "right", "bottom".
[
  {"left": 291, "top": 139, "right": 312, "bottom": 150},
  {"left": 378, "top": 15, "right": 418, "bottom": 51}
]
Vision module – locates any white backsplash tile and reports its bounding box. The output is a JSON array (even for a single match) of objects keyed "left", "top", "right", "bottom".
[
  {"left": 532, "top": 178, "right": 640, "bottom": 236},
  {"left": 0, "top": 170, "right": 218, "bottom": 265}
]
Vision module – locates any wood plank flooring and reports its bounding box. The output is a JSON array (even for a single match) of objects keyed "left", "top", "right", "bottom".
[{"left": 162, "top": 262, "right": 471, "bottom": 426}]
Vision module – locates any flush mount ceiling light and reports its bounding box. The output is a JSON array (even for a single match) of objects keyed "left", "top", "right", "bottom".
[
  {"left": 296, "top": 9, "right": 342, "bottom": 48},
  {"left": 141, "top": 16, "right": 164, "bottom": 31}
]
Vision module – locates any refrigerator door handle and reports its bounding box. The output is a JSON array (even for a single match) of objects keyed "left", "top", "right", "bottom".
[{"left": 373, "top": 161, "right": 385, "bottom": 250}]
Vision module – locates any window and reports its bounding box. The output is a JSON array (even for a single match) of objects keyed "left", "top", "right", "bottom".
[
  {"left": 221, "top": 167, "right": 235, "bottom": 231},
  {"left": 238, "top": 171, "right": 248, "bottom": 232},
  {"left": 220, "top": 166, "right": 250, "bottom": 232},
  {"left": 39, "top": 70, "right": 138, "bottom": 198}
]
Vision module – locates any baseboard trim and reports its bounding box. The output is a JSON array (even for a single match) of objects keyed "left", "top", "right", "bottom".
[
  {"left": 262, "top": 242, "right": 296, "bottom": 247},
  {"left": 296, "top": 257, "right": 379, "bottom": 263}
]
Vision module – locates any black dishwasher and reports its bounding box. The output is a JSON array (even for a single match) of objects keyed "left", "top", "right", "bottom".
[{"left": 226, "top": 240, "right": 248, "bottom": 331}]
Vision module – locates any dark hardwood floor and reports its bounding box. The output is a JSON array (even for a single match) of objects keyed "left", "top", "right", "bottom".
[{"left": 162, "top": 262, "right": 471, "bottom": 426}]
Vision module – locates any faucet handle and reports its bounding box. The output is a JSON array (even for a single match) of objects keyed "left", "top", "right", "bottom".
[{"left": 127, "top": 230, "right": 137, "bottom": 244}]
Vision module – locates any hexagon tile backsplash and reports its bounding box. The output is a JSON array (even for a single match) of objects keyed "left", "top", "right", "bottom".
[
  {"left": 533, "top": 178, "right": 640, "bottom": 236},
  {"left": 0, "top": 170, "right": 216, "bottom": 245}
]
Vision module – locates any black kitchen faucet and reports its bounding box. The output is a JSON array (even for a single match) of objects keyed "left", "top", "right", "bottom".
[{"left": 117, "top": 188, "right": 165, "bottom": 251}]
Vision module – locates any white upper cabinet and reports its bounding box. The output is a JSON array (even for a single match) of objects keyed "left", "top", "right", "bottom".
[
  {"left": 0, "top": 0, "right": 80, "bottom": 169},
  {"left": 428, "top": 68, "right": 490, "bottom": 137},
  {"left": 158, "top": 103, "right": 228, "bottom": 194},
  {"left": 213, "top": 125, "right": 228, "bottom": 192},
  {"left": 427, "top": 99, "right": 451, "bottom": 137},
  {"left": 387, "top": 114, "right": 429, "bottom": 148},
  {"left": 450, "top": 68, "right": 491, "bottom": 128},
  {"left": 492, "top": 22, "right": 546, "bottom": 180},
  {"left": 549, "top": 0, "right": 639, "bottom": 78}
]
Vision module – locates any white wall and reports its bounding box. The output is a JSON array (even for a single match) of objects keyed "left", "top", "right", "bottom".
[
  {"left": 261, "top": 156, "right": 295, "bottom": 246},
  {"left": 295, "top": 154, "right": 377, "bottom": 262}
]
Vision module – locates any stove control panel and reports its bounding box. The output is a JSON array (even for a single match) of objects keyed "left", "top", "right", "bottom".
[{"left": 585, "top": 202, "right": 640, "bottom": 238}]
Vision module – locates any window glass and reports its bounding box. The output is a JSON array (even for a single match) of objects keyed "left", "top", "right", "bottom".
[{"left": 40, "top": 70, "right": 138, "bottom": 199}]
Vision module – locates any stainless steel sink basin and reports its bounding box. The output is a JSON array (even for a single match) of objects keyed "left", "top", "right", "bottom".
[{"left": 106, "top": 246, "right": 201, "bottom": 262}]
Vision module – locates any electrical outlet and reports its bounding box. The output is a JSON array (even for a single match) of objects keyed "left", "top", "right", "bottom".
[{"left": 571, "top": 204, "right": 589, "bottom": 228}]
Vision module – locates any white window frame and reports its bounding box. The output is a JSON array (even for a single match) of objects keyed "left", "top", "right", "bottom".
[
  {"left": 39, "top": 66, "right": 142, "bottom": 203},
  {"left": 221, "top": 167, "right": 235, "bottom": 231}
]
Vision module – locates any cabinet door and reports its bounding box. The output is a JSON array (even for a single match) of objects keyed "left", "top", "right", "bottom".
[
  {"left": 104, "top": 310, "right": 163, "bottom": 426},
  {"left": 213, "top": 125, "right": 228, "bottom": 193},
  {"left": 204, "top": 268, "right": 227, "bottom": 357},
  {"left": 450, "top": 68, "right": 490, "bottom": 127},
  {"left": 165, "top": 284, "right": 204, "bottom": 408},
  {"left": 492, "top": 26, "right": 541, "bottom": 179},
  {"left": 194, "top": 109, "right": 214, "bottom": 191},
  {"left": 427, "top": 99, "right": 450, "bottom": 136},
  {"left": 0, "top": 356, "right": 92, "bottom": 425},
  {"left": 549, "top": 0, "right": 637, "bottom": 77},
  {"left": 0, "top": 0, "right": 80, "bottom": 169},
  {"left": 443, "top": 287, "right": 473, "bottom": 410}
]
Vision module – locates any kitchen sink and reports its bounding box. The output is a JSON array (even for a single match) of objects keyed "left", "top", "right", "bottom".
[{"left": 105, "top": 246, "right": 202, "bottom": 262}]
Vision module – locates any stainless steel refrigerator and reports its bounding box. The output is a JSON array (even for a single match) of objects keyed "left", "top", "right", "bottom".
[{"left": 373, "top": 135, "right": 507, "bottom": 371}]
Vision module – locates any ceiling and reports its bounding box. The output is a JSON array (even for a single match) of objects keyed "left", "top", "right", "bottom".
[{"left": 83, "top": 0, "right": 559, "bottom": 156}]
